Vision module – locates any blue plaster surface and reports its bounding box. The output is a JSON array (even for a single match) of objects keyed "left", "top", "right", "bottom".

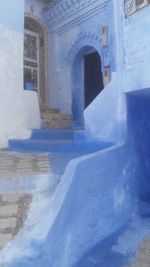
[
  {"left": 7, "top": 143, "right": 138, "bottom": 267},
  {"left": 69, "top": 1, "right": 116, "bottom": 127},
  {"left": 114, "top": 3, "right": 150, "bottom": 93},
  {"left": 44, "top": 0, "right": 116, "bottom": 118},
  {"left": 6, "top": 85, "right": 150, "bottom": 267},
  {"left": 8, "top": 129, "right": 113, "bottom": 154},
  {"left": 84, "top": 73, "right": 127, "bottom": 143},
  {"left": 127, "top": 90, "right": 150, "bottom": 202},
  {"left": 6, "top": 87, "right": 150, "bottom": 267},
  {"left": 3, "top": 2, "right": 150, "bottom": 267},
  {"left": 40, "top": 144, "right": 137, "bottom": 267},
  {"left": 5, "top": 105, "right": 150, "bottom": 267},
  {"left": 31, "top": 129, "right": 74, "bottom": 140},
  {"left": 8, "top": 137, "right": 112, "bottom": 154}
]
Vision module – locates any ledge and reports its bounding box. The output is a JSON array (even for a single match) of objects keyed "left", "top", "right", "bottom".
[{"left": 44, "top": 0, "right": 109, "bottom": 34}]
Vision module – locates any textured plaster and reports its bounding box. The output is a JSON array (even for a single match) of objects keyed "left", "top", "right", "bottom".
[
  {"left": 0, "top": 21, "right": 40, "bottom": 147},
  {"left": 0, "top": 1, "right": 150, "bottom": 267},
  {"left": 0, "top": 25, "right": 29, "bottom": 147},
  {"left": 44, "top": 0, "right": 115, "bottom": 115}
]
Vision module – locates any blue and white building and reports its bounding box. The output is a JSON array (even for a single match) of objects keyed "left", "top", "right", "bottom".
[{"left": 0, "top": 1, "right": 150, "bottom": 267}]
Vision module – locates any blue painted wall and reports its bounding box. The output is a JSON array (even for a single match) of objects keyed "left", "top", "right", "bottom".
[
  {"left": 84, "top": 73, "right": 127, "bottom": 143},
  {"left": 42, "top": 145, "right": 137, "bottom": 267},
  {"left": 39, "top": 4, "right": 150, "bottom": 266},
  {"left": 9, "top": 141, "right": 138, "bottom": 267},
  {"left": 44, "top": 0, "right": 116, "bottom": 120},
  {"left": 85, "top": 3, "right": 150, "bottom": 143},
  {"left": 127, "top": 90, "right": 150, "bottom": 201},
  {"left": 3, "top": 2, "right": 150, "bottom": 267},
  {"left": 121, "top": 5, "right": 150, "bottom": 92}
]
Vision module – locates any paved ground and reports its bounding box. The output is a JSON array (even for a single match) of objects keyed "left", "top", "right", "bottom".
[
  {"left": 0, "top": 151, "right": 51, "bottom": 250},
  {"left": 126, "top": 237, "right": 150, "bottom": 267},
  {"left": 0, "top": 151, "right": 51, "bottom": 176},
  {"left": 0, "top": 193, "right": 31, "bottom": 250}
]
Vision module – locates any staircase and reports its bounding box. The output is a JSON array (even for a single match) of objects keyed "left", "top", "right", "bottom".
[
  {"left": 40, "top": 107, "right": 72, "bottom": 129},
  {"left": 7, "top": 108, "right": 113, "bottom": 153},
  {"left": 8, "top": 128, "right": 113, "bottom": 153}
]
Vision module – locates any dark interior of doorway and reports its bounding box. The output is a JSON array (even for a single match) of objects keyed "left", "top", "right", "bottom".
[{"left": 84, "top": 51, "right": 104, "bottom": 109}]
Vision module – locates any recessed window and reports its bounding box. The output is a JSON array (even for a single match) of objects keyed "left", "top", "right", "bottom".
[{"left": 124, "top": 0, "right": 150, "bottom": 18}]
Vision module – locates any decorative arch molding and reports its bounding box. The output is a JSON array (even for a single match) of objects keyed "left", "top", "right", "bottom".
[
  {"left": 44, "top": 0, "right": 108, "bottom": 31},
  {"left": 24, "top": 13, "right": 49, "bottom": 110},
  {"left": 66, "top": 31, "right": 104, "bottom": 128},
  {"left": 66, "top": 31, "right": 102, "bottom": 67},
  {"left": 25, "top": 13, "right": 48, "bottom": 34}
]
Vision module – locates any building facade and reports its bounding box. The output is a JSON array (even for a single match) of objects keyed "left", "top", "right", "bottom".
[
  {"left": 0, "top": 0, "right": 149, "bottom": 147},
  {"left": 0, "top": 1, "right": 150, "bottom": 267}
]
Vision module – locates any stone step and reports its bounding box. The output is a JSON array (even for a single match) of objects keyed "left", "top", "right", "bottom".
[
  {"left": 41, "top": 112, "right": 72, "bottom": 121},
  {"left": 31, "top": 129, "right": 74, "bottom": 140},
  {"left": 40, "top": 107, "right": 60, "bottom": 114},
  {"left": 41, "top": 119, "right": 71, "bottom": 129},
  {"left": 0, "top": 217, "right": 17, "bottom": 230},
  {"left": 0, "top": 204, "right": 18, "bottom": 217},
  {"left": 8, "top": 139, "right": 112, "bottom": 153}
]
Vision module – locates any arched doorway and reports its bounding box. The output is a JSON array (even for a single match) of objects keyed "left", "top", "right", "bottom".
[
  {"left": 84, "top": 51, "right": 104, "bottom": 108},
  {"left": 71, "top": 46, "right": 104, "bottom": 129},
  {"left": 24, "top": 15, "right": 48, "bottom": 110}
]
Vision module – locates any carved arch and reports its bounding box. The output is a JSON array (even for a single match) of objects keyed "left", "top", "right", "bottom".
[{"left": 66, "top": 31, "right": 102, "bottom": 67}]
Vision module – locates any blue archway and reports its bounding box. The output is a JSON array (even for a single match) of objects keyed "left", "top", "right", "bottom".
[
  {"left": 67, "top": 32, "right": 104, "bottom": 129},
  {"left": 71, "top": 46, "right": 103, "bottom": 129}
]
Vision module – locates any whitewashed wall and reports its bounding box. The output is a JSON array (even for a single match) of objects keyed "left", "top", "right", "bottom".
[{"left": 0, "top": 0, "right": 40, "bottom": 148}]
